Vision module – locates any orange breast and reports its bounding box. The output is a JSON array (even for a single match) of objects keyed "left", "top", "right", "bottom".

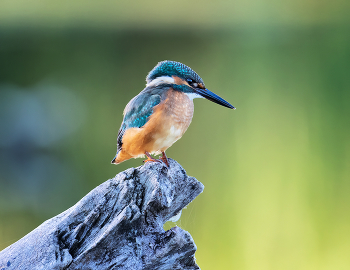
[
  {"left": 116, "top": 89, "right": 194, "bottom": 163},
  {"left": 152, "top": 89, "right": 194, "bottom": 152}
]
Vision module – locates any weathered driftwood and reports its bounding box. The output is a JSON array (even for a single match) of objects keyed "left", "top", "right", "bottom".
[{"left": 0, "top": 159, "right": 204, "bottom": 270}]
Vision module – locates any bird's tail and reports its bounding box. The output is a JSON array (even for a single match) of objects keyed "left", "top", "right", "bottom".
[
  {"left": 111, "top": 156, "right": 118, "bottom": 164},
  {"left": 111, "top": 150, "right": 132, "bottom": 164}
]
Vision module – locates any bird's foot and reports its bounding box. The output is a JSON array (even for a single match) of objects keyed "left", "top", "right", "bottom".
[
  {"left": 158, "top": 151, "right": 169, "bottom": 167},
  {"left": 144, "top": 152, "right": 162, "bottom": 165},
  {"left": 143, "top": 152, "right": 169, "bottom": 167}
]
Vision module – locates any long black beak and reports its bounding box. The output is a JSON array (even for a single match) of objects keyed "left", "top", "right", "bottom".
[{"left": 196, "top": 88, "right": 235, "bottom": 109}]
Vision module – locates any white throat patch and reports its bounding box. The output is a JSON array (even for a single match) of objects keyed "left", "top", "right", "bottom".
[
  {"left": 146, "top": 76, "right": 175, "bottom": 87},
  {"left": 185, "top": 93, "right": 204, "bottom": 100}
]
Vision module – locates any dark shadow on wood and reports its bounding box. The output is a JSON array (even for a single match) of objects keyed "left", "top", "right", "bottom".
[{"left": 0, "top": 159, "right": 204, "bottom": 270}]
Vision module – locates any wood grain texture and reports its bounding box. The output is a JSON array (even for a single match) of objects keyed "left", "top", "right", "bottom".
[{"left": 0, "top": 159, "right": 204, "bottom": 270}]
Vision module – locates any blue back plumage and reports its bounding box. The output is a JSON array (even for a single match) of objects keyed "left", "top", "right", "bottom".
[
  {"left": 116, "top": 60, "right": 204, "bottom": 154},
  {"left": 146, "top": 60, "right": 204, "bottom": 85},
  {"left": 117, "top": 92, "right": 161, "bottom": 153}
]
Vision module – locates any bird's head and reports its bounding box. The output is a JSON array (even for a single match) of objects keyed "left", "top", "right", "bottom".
[{"left": 146, "top": 60, "right": 235, "bottom": 109}]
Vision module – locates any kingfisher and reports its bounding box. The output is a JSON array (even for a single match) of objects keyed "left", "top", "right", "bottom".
[{"left": 111, "top": 60, "right": 235, "bottom": 167}]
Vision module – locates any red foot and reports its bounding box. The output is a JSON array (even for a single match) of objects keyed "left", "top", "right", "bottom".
[
  {"left": 143, "top": 152, "right": 162, "bottom": 164},
  {"left": 143, "top": 152, "right": 169, "bottom": 167},
  {"left": 159, "top": 151, "right": 169, "bottom": 167}
]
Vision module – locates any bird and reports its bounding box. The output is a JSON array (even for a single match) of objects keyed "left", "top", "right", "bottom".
[{"left": 111, "top": 60, "right": 235, "bottom": 167}]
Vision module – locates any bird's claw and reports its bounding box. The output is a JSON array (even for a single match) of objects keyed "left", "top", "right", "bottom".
[
  {"left": 143, "top": 152, "right": 169, "bottom": 167},
  {"left": 159, "top": 151, "right": 169, "bottom": 167}
]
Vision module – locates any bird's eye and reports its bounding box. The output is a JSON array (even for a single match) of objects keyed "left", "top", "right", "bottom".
[{"left": 187, "top": 78, "right": 199, "bottom": 88}]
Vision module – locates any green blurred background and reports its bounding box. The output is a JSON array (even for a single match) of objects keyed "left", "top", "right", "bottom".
[{"left": 0, "top": 1, "right": 349, "bottom": 269}]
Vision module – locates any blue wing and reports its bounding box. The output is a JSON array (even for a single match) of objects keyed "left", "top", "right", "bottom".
[{"left": 117, "top": 93, "right": 161, "bottom": 153}]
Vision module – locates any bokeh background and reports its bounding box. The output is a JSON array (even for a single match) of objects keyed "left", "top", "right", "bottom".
[{"left": 1, "top": 1, "right": 349, "bottom": 269}]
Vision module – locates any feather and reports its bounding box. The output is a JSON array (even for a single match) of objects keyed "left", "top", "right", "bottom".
[{"left": 116, "top": 92, "right": 161, "bottom": 153}]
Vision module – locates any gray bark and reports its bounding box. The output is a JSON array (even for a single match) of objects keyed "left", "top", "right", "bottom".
[{"left": 0, "top": 159, "right": 204, "bottom": 270}]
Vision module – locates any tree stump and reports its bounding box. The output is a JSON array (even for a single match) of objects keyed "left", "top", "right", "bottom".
[{"left": 0, "top": 159, "right": 204, "bottom": 270}]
